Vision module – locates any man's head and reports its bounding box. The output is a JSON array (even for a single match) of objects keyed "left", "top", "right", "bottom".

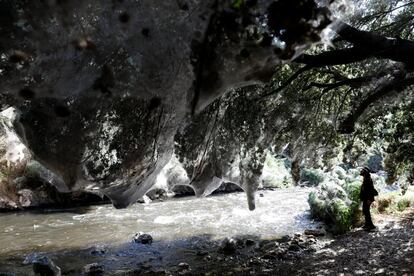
[{"left": 360, "top": 167, "right": 371, "bottom": 176}]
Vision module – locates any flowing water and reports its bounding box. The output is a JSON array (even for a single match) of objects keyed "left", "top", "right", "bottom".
[
  {"left": 0, "top": 188, "right": 322, "bottom": 274},
  {"left": 0, "top": 188, "right": 319, "bottom": 256}
]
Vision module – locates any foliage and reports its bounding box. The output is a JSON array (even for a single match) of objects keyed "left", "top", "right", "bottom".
[
  {"left": 374, "top": 188, "right": 414, "bottom": 214},
  {"left": 231, "top": 0, "right": 244, "bottom": 9},
  {"left": 308, "top": 191, "right": 326, "bottom": 218},
  {"left": 375, "top": 191, "right": 399, "bottom": 213},
  {"left": 261, "top": 153, "right": 292, "bottom": 188},
  {"left": 300, "top": 168, "right": 324, "bottom": 186},
  {"left": 308, "top": 179, "right": 363, "bottom": 234},
  {"left": 343, "top": 181, "right": 361, "bottom": 202},
  {"left": 254, "top": 0, "right": 414, "bottom": 184},
  {"left": 328, "top": 199, "right": 353, "bottom": 234}
]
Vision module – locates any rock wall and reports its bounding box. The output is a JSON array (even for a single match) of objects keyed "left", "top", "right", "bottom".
[
  {"left": 0, "top": 108, "right": 105, "bottom": 209},
  {"left": 0, "top": 0, "right": 330, "bottom": 209}
]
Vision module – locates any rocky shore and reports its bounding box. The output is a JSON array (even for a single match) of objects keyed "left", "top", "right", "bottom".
[
  {"left": 0, "top": 229, "right": 327, "bottom": 275},
  {"left": 1, "top": 209, "right": 412, "bottom": 275}
]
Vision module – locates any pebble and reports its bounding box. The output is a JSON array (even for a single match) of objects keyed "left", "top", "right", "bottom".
[
  {"left": 278, "top": 235, "right": 291, "bottom": 242},
  {"left": 90, "top": 246, "right": 106, "bottom": 256},
  {"left": 245, "top": 239, "right": 255, "bottom": 246},
  {"left": 304, "top": 229, "right": 325, "bottom": 237},
  {"left": 262, "top": 253, "right": 277, "bottom": 260},
  {"left": 196, "top": 250, "right": 209, "bottom": 256},
  {"left": 177, "top": 262, "right": 190, "bottom": 270},
  {"left": 83, "top": 263, "right": 104, "bottom": 275},
  {"left": 260, "top": 241, "right": 277, "bottom": 251},
  {"left": 288, "top": 244, "right": 301, "bottom": 252}
]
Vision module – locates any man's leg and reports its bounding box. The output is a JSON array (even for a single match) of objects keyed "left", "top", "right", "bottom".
[{"left": 363, "top": 200, "right": 375, "bottom": 228}]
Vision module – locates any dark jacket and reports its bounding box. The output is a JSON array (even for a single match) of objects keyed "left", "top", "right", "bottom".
[{"left": 360, "top": 176, "right": 378, "bottom": 201}]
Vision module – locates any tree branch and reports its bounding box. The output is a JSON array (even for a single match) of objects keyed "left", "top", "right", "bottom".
[
  {"left": 260, "top": 65, "right": 311, "bottom": 98},
  {"left": 338, "top": 71, "right": 414, "bottom": 134},
  {"left": 304, "top": 78, "right": 363, "bottom": 92},
  {"left": 358, "top": 1, "right": 414, "bottom": 26},
  {"left": 295, "top": 21, "right": 414, "bottom": 68},
  {"left": 294, "top": 47, "right": 372, "bottom": 67},
  {"left": 304, "top": 72, "right": 388, "bottom": 93}
]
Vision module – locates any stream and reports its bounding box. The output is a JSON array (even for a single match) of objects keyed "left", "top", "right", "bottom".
[{"left": 0, "top": 188, "right": 322, "bottom": 274}]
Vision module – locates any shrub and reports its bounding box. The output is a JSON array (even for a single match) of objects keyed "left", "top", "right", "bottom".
[
  {"left": 328, "top": 199, "right": 352, "bottom": 233},
  {"left": 301, "top": 168, "right": 324, "bottom": 186},
  {"left": 261, "top": 153, "right": 292, "bottom": 188},
  {"left": 343, "top": 181, "right": 361, "bottom": 202},
  {"left": 308, "top": 181, "right": 363, "bottom": 234},
  {"left": 308, "top": 191, "right": 326, "bottom": 219},
  {"left": 374, "top": 190, "right": 414, "bottom": 213},
  {"left": 397, "top": 198, "right": 411, "bottom": 211},
  {"left": 333, "top": 166, "right": 347, "bottom": 180},
  {"left": 396, "top": 191, "right": 414, "bottom": 212},
  {"left": 375, "top": 191, "right": 399, "bottom": 213}
]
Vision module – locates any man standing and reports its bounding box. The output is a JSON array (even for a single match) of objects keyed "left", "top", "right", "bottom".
[{"left": 360, "top": 167, "right": 378, "bottom": 230}]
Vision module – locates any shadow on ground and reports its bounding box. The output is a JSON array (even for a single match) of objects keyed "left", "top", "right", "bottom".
[{"left": 282, "top": 209, "right": 414, "bottom": 275}]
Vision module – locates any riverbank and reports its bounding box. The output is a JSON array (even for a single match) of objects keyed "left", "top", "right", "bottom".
[
  {"left": 35, "top": 208, "right": 412, "bottom": 275},
  {"left": 282, "top": 208, "right": 414, "bottom": 275},
  {"left": 1, "top": 208, "right": 412, "bottom": 275},
  {"left": 0, "top": 188, "right": 319, "bottom": 274},
  {"left": 0, "top": 193, "right": 412, "bottom": 275}
]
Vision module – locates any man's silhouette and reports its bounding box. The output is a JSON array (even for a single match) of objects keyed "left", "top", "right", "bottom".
[{"left": 360, "top": 167, "right": 378, "bottom": 230}]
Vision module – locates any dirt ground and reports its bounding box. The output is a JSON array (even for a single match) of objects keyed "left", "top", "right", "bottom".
[
  {"left": 177, "top": 209, "right": 413, "bottom": 276},
  {"left": 277, "top": 209, "right": 414, "bottom": 275}
]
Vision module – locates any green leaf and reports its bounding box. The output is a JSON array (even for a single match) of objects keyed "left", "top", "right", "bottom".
[{"left": 232, "top": 0, "right": 244, "bottom": 9}]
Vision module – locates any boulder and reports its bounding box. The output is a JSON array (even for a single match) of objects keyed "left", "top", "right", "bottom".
[
  {"left": 172, "top": 185, "right": 196, "bottom": 197},
  {"left": 0, "top": 108, "right": 105, "bottom": 209},
  {"left": 245, "top": 239, "right": 255, "bottom": 246},
  {"left": 133, "top": 233, "right": 153, "bottom": 245},
  {"left": 136, "top": 195, "right": 152, "bottom": 204},
  {"left": 31, "top": 256, "right": 61, "bottom": 276},
  {"left": 277, "top": 235, "right": 291, "bottom": 243},
  {"left": 90, "top": 245, "right": 106, "bottom": 256},
  {"left": 146, "top": 188, "right": 167, "bottom": 201},
  {"left": 0, "top": 196, "right": 18, "bottom": 209},
  {"left": 260, "top": 241, "right": 278, "bottom": 252},
  {"left": 18, "top": 189, "right": 38, "bottom": 207},
  {"left": 219, "top": 238, "right": 238, "bottom": 254},
  {"left": 83, "top": 263, "right": 104, "bottom": 276},
  {"left": 212, "top": 182, "right": 243, "bottom": 194},
  {"left": 304, "top": 229, "right": 326, "bottom": 237}
]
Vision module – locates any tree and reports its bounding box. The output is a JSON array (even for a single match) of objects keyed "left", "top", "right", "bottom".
[{"left": 257, "top": 0, "right": 414, "bottom": 179}]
